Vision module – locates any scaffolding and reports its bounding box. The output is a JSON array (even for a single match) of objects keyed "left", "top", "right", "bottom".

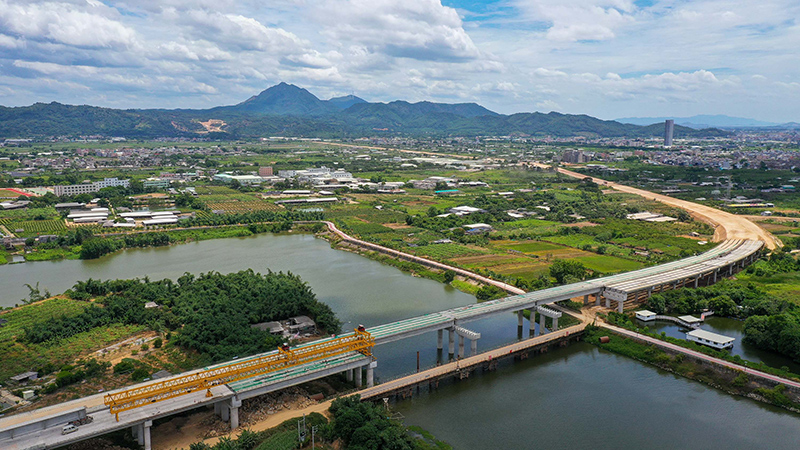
[{"left": 105, "top": 327, "right": 374, "bottom": 420}]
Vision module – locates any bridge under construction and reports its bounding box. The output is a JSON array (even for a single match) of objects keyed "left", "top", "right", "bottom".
[{"left": 0, "top": 239, "right": 762, "bottom": 450}]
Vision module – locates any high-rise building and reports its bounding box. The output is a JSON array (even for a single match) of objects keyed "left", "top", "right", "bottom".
[
  {"left": 258, "top": 166, "right": 273, "bottom": 177},
  {"left": 664, "top": 119, "right": 674, "bottom": 147},
  {"left": 561, "top": 149, "right": 588, "bottom": 163}
]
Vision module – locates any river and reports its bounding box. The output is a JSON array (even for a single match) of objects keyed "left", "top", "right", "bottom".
[{"left": 2, "top": 233, "right": 799, "bottom": 447}]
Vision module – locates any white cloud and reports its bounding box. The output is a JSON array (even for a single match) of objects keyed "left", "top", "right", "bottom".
[
  {"left": 515, "top": 0, "right": 636, "bottom": 42},
  {"left": 0, "top": 0, "right": 138, "bottom": 48},
  {"left": 316, "top": 0, "right": 481, "bottom": 61}
]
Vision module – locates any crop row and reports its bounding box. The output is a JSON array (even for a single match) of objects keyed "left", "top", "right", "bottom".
[
  {"left": 8, "top": 219, "right": 67, "bottom": 235},
  {"left": 205, "top": 201, "right": 283, "bottom": 213}
]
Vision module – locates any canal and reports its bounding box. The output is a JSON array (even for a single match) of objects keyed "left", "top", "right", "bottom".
[{"left": 1, "top": 233, "right": 798, "bottom": 447}]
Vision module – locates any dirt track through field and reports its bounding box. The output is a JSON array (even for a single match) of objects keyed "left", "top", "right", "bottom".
[{"left": 554, "top": 166, "right": 779, "bottom": 249}]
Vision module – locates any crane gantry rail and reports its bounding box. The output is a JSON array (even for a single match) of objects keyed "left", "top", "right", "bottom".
[{"left": 104, "top": 326, "right": 374, "bottom": 420}]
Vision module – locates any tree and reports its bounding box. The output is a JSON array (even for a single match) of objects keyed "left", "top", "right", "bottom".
[
  {"left": 549, "top": 259, "right": 587, "bottom": 284},
  {"left": 443, "top": 270, "right": 456, "bottom": 284}
]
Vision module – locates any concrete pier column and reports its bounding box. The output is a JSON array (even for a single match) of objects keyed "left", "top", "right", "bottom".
[
  {"left": 595, "top": 294, "right": 600, "bottom": 306},
  {"left": 539, "top": 312, "right": 546, "bottom": 335},
  {"left": 518, "top": 310, "right": 524, "bottom": 327},
  {"left": 143, "top": 421, "right": 152, "bottom": 450},
  {"left": 448, "top": 328, "right": 455, "bottom": 357},
  {"left": 713, "top": 269, "right": 718, "bottom": 283},
  {"left": 213, "top": 401, "right": 221, "bottom": 417},
  {"left": 355, "top": 366, "right": 363, "bottom": 387},
  {"left": 366, "top": 363, "right": 374, "bottom": 388},
  {"left": 471, "top": 339, "right": 477, "bottom": 356},
  {"left": 131, "top": 425, "right": 139, "bottom": 442},
  {"left": 694, "top": 276, "right": 699, "bottom": 288},
  {"left": 221, "top": 404, "right": 230, "bottom": 422},
  {"left": 552, "top": 316, "right": 559, "bottom": 331},
  {"left": 605, "top": 295, "right": 611, "bottom": 308},
  {"left": 617, "top": 299, "right": 624, "bottom": 313},
  {"left": 229, "top": 398, "right": 241, "bottom": 430},
  {"left": 230, "top": 406, "right": 239, "bottom": 430},
  {"left": 437, "top": 329, "right": 443, "bottom": 350},
  {"left": 458, "top": 335, "right": 465, "bottom": 359},
  {"left": 136, "top": 423, "right": 144, "bottom": 446},
  {"left": 583, "top": 294, "right": 589, "bottom": 305},
  {"left": 346, "top": 369, "right": 353, "bottom": 382}
]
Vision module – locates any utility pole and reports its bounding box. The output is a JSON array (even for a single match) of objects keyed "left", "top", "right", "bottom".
[
  {"left": 312, "top": 425, "right": 318, "bottom": 449},
  {"left": 298, "top": 414, "right": 306, "bottom": 444}
]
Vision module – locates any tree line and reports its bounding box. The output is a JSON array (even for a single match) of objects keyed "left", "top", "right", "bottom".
[{"left": 23, "top": 270, "right": 341, "bottom": 364}]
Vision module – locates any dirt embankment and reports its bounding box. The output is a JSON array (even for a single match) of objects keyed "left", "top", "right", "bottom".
[{"left": 556, "top": 167, "right": 779, "bottom": 249}]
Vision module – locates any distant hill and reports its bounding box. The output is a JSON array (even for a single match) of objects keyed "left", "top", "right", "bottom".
[
  {"left": 616, "top": 114, "right": 779, "bottom": 128},
  {"left": 0, "top": 83, "right": 732, "bottom": 139},
  {"left": 327, "top": 95, "right": 367, "bottom": 110},
  {"left": 213, "top": 82, "right": 337, "bottom": 116}
]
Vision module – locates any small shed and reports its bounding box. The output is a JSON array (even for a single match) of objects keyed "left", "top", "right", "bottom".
[
  {"left": 635, "top": 310, "right": 657, "bottom": 322},
  {"left": 686, "top": 329, "right": 735, "bottom": 350},
  {"left": 10, "top": 371, "right": 39, "bottom": 383},
  {"left": 288, "top": 316, "right": 316, "bottom": 334},
  {"left": 678, "top": 315, "right": 703, "bottom": 327},
  {"left": 251, "top": 321, "right": 285, "bottom": 336}
]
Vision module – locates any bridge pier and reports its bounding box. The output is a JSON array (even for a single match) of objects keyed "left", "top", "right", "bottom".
[
  {"left": 132, "top": 420, "right": 153, "bottom": 450},
  {"left": 618, "top": 298, "right": 624, "bottom": 313},
  {"left": 538, "top": 312, "right": 546, "bottom": 335},
  {"left": 553, "top": 316, "right": 558, "bottom": 331},
  {"left": 355, "top": 365, "right": 363, "bottom": 387},
  {"left": 583, "top": 294, "right": 589, "bottom": 305},
  {"left": 437, "top": 329, "right": 443, "bottom": 351},
  {"left": 471, "top": 339, "right": 478, "bottom": 356},
  {"left": 366, "top": 361, "right": 375, "bottom": 388},
  {"left": 694, "top": 276, "right": 699, "bottom": 288},
  {"left": 595, "top": 294, "right": 600, "bottom": 306},
  {"left": 458, "top": 335, "right": 465, "bottom": 359},
  {"left": 448, "top": 328, "right": 455, "bottom": 358},
  {"left": 605, "top": 295, "right": 611, "bottom": 309},
  {"left": 346, "top": 368, "right": 353, "bottom": 382},
  {"left": 229, "top": 398, "right": 241, "bottom": 430}
]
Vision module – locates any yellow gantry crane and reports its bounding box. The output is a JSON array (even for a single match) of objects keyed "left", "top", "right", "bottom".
[{"left": 105, "top": 326, "right": 374, "bottom": 421}]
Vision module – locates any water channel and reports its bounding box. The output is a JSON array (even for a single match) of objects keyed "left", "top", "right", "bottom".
[{"left": 1, "top": 233, "right": 798, "bottom": 447}]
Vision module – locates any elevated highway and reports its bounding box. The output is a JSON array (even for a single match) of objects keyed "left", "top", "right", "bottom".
[{"left": 0, "top": 190, "right": 769, "bottom": 450}]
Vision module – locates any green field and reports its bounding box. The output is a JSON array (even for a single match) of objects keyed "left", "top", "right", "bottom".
[{"left": 576, "top": 255, "right": 644, "bottom": 273}]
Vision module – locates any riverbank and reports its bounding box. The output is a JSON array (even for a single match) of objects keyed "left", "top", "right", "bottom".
[{"left": 587, "top": 325, "right": 800, "bottom": 413}]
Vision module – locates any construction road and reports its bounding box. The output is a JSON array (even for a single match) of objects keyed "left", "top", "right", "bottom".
[{"left": 546, "top": 164, "right": 778, "bottom": 250}]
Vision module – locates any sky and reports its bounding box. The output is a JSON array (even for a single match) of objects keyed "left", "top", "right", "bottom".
[{"left": 0, "top": 0, "right": 798, "bottom": 122}]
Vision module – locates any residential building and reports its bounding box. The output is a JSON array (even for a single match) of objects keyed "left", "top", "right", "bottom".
[{"left": 665, "top": 119, "right": 674, "bottom": 147}]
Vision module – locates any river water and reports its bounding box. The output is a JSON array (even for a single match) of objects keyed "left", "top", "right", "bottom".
[{"left": 2, "top": 234, "right": 799, "bottom": 447}]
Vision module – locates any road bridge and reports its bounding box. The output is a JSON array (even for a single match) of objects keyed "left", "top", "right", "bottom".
[{"left": 0, "top": 236, "right": 763, "bottom": 450}]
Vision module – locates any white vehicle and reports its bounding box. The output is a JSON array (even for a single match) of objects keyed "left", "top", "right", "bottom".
[{"left": 61, "top": 424, "right": 79, "bottom": 435}]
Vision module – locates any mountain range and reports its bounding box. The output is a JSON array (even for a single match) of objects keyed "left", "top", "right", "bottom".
[
  {"left": 616, "top": 114, "right": 798, "bottom": 129},
  {"left": 0, "top": 82, "right": 731, "bottom": 139}
]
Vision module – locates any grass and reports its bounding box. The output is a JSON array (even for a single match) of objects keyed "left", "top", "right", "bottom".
[
  {"left": 24, "top": 247, "right": 81, "bottom": 261},
  {"left": 0, "top": 298, "right": 148, "bottom": 381},
  {"left": 575, "top": 255, "right": 644, "bottom": 273}
]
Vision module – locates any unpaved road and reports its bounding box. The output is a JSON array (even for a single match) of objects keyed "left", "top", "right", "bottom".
[{"left": 550, "top": 165, "right": 778, "bottom": 249}]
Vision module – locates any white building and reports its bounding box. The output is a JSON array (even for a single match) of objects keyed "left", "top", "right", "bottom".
[
  {"left": 53, "top": 178, "right": 130, "bottom": 197},
  {"left": 686, "top": 329, "right": 735, "bottom": 350}
]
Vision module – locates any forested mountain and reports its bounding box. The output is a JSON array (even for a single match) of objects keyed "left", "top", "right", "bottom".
[{"left": 0, "top": 83, "right": 731, "bottom": 139}]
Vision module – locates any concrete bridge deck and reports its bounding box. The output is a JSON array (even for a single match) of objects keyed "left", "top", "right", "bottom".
[{"left": 0, "top": 235, "right": 763, "bottom": 449}]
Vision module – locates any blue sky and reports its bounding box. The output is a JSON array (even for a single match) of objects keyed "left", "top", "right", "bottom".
[{"left": 0, "top": 0, "right": 798, "bottom": 122}]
